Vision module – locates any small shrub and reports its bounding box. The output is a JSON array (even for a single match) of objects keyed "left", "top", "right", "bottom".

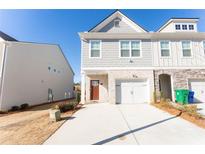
[
  {"left": 10, "top": 106, "right": 20, "bottom": 111},
  {"left": 159, "top": 99, "right": 173, "bottom": 109},
  {"left": 53, "top": 102, "right": 78, "bottom": 113},
  {"left": 61, "top": 104, "right": 74, "bottom": 112},
  {"left": 76, "top": 92, "right": 81, "bottom": 103},
  {"left": 52, "top": 104, "right": 64, "bottom": 111},
  {"left": 183, "top": 105, "right": 202, "bottom": 118},
  {"left": 184, "top": 105, "right": 197, "bottom": 113},
  {"left": 173, "top": 104, "right": 204, "bottom": 119},
  {"left": 176, "top": 105, "right": 197, "bottom": 113},
  {"left": 20, "top": 103, "right": 29, "bottom": 110},
  {"left": 52, "top": 105, "right": 60, "bottom": 110}
]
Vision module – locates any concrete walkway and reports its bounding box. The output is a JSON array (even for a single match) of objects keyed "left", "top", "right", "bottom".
[{"left": 44, "top": 103, "right": 205, "bottom": 145}]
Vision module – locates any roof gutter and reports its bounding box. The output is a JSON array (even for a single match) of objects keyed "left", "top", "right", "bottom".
[{"left": 79, "top": 32, "right": 205, "bottom": 40}]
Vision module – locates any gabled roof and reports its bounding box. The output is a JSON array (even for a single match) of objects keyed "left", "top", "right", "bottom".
[
  {"left": 157, "top": 17, "right": 199, "bottom": 32},
  {"left": 0, "top": 31, "right": 18, "bottom": 41},
  {"left": 88, "top": 10, "right": 147, "bottom": 33}
]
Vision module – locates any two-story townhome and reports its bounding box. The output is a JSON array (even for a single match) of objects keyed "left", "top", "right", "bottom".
[{"left": 79, "top": 10, "right": 205, "bottom": 104}]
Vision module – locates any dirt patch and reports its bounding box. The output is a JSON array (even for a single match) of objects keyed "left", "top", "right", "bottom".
[
  {"left": 0, "top": 100, "right": 83, "bottom": 145},
  {"left": 152, "top": 103, "right": 205, "bottom": 129}
]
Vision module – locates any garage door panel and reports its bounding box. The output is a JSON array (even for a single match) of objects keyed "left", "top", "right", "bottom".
[
  {"left": 189, "top": 79, "right": 205, "bottom": 103},
  {"left": 121, "top": 84, "right": 133, "bottom": 104},
  {"left": 116, "top": 79, "right": 149, "bottom": 104},
  {"left": 133, "top": 86, "right": 148, "bottom": 103}
]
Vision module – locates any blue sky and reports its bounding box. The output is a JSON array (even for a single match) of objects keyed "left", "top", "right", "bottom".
[{"left": 0, "top": 9, "right": 205, "bottom": 82}]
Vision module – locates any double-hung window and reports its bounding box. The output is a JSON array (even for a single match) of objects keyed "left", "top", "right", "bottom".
[
  {"left": 131, "top": 41, "right": 141, "bottom": 57},
  {"left": 120, "top": 41, "right": 130, "bottom": 57},
  {"left": 90, "top": 40, "right": 101, "bottom": 58},
  {"left": 182, "top": 41, "right": 192, "bottom": 57},
  {"left": 160, "top": 41, "right": 170, "bottom": 57},
  {"left": 120, "top": 40, "right": 141, "bottom": 57}
]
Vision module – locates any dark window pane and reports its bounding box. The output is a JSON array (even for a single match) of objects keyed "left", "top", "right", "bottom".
[
  {"left": 183, "top": 49, "right": 191, "bottom": 57},
  {"left": 175, "top": 24, "right": 181, "bottom": 30},
  {"left": 161, "top": 49, "right": 170, "bottom": 57},
  {"left": 91, "top": 49, "right": 100, "bottom": 57},
  {"left": 131, "top": 49, "right": 140, "bottom": 57},
  {"left": 121, "top": 49, "right": 130, "bottom": 57},
  {"left": 182, "top": 25, "right": 187, "bottom": 30},
  {"left": 189, "top": 25, "right": 194, "bottom": 30}
]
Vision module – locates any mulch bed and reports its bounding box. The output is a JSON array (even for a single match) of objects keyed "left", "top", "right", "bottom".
[{"left": 152, "top": 103, "right": 205, "bottom": 129}]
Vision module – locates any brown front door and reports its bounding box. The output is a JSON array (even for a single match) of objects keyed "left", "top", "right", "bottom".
[{"left": 90, "top": 80, "right": 99, "bottom": 100}]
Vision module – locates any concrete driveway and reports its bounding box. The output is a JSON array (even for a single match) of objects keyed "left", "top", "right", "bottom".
[{"left": 44, "top": 103, "right": 205, "bottom": 145}]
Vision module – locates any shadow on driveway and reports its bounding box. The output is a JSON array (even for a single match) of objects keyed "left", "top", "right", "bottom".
[{"left": 93, "top": 112, "right": 182, "bottom": 145}]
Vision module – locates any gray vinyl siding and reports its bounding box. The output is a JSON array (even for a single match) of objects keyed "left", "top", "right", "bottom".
[
  {"left": 82, "top": 39, "right": 152, "bottom": 67},
  {"left": 99, "top": 20, "right": 138, "bottom": 33},
  {"left": 82, "top": 38, "right": 205, "bottom": 68},
  {"left": 152, "top": 39, "right": 205, "bottom": 67}
]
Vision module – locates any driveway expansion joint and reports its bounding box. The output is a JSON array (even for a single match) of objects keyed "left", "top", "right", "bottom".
[{"left": 117, "top": 106, "right": 140, "bottom": 145}]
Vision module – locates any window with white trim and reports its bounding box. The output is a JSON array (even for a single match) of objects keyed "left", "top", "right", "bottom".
[
  {"left": 175, "top": 24, "right": 196, "bottom": 31},
  {"left": 160, "top": 41, "right": 170, "bottom": 57},
  {"left": 120, "top": 40, "right": 141, "bottom": 57},
  {"left": 182, "top": 41, "right": 191, "bottom": 57},
  {"left": 131, "top": 41, "right": 140, "bottom": 57},
  {"left": 175, "top": 24, "right": 181, "bottom": 30},
  {"left": 120, "top": 41, "right": 130, "bottom": 57},
  {"left": 189, "top": 25, "right": 194, "bottom": 30},
  {"left": 182, "top": 25, "right": 187, "bottom": 30},
  {"left": 90, "top": 40, "right": 101, "bottom": 58},
  {"left": 114, "top": 19, "right": 120, "bottom": 27}
]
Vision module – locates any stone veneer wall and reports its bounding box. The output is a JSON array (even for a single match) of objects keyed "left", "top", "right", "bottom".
[
  {"left": 154, "top": 69, "right": 205, "bottom": 99},
  {"left": 108, "top": 70, "right": 154, "bottom": 104}
]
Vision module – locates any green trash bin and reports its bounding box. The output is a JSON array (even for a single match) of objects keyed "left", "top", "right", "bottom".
[{"left": 175, "top": 89, "right": 189, "bottom": 105}]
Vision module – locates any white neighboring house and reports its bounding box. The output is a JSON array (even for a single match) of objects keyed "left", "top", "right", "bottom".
[
  {"left": 79, "top": 10, "right": 205, "bottom": 104},
  {"left": 0, "top": 31, "right": 74, "bottom": 111}
]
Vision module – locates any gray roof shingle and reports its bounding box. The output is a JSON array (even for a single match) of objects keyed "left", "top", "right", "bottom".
[{"left": 0, "top": 31, "right": 17, "bottom": 41}]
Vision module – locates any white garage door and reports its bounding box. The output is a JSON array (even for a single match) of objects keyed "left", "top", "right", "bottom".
[
  {"left": 116, "top": 79, "right": 149, "bottom": 104},
  {"left": 189, "top": 79, "right": 205, "bottom": 103}
]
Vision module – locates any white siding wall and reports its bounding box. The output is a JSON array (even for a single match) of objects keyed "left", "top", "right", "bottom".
[
  {"left": 99, "top": 19, "right": 138, "bottom": 33},
  {"left": 0, "top": 42, "right": 74, "bottom": 110},
  {"left": 152, "top": 39, "right": 205, "bottom": 67},
  {"left": 82, "top": 39, "right": 152, "bottom": 68},
  {"left": 82, "top": 39, "right": 205, "bottom": 68},
  {"left": 160, "top": 22, "right": 197, "bottom": 33},
  {"left": 0, "top": 42, "right": 5, "bottom": 78},
  {"left": 160, "top": 22, "right": 175, "bottom": 33},
  {"left": 0, "top": 38, "right": 4, "bottom": 42}
]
